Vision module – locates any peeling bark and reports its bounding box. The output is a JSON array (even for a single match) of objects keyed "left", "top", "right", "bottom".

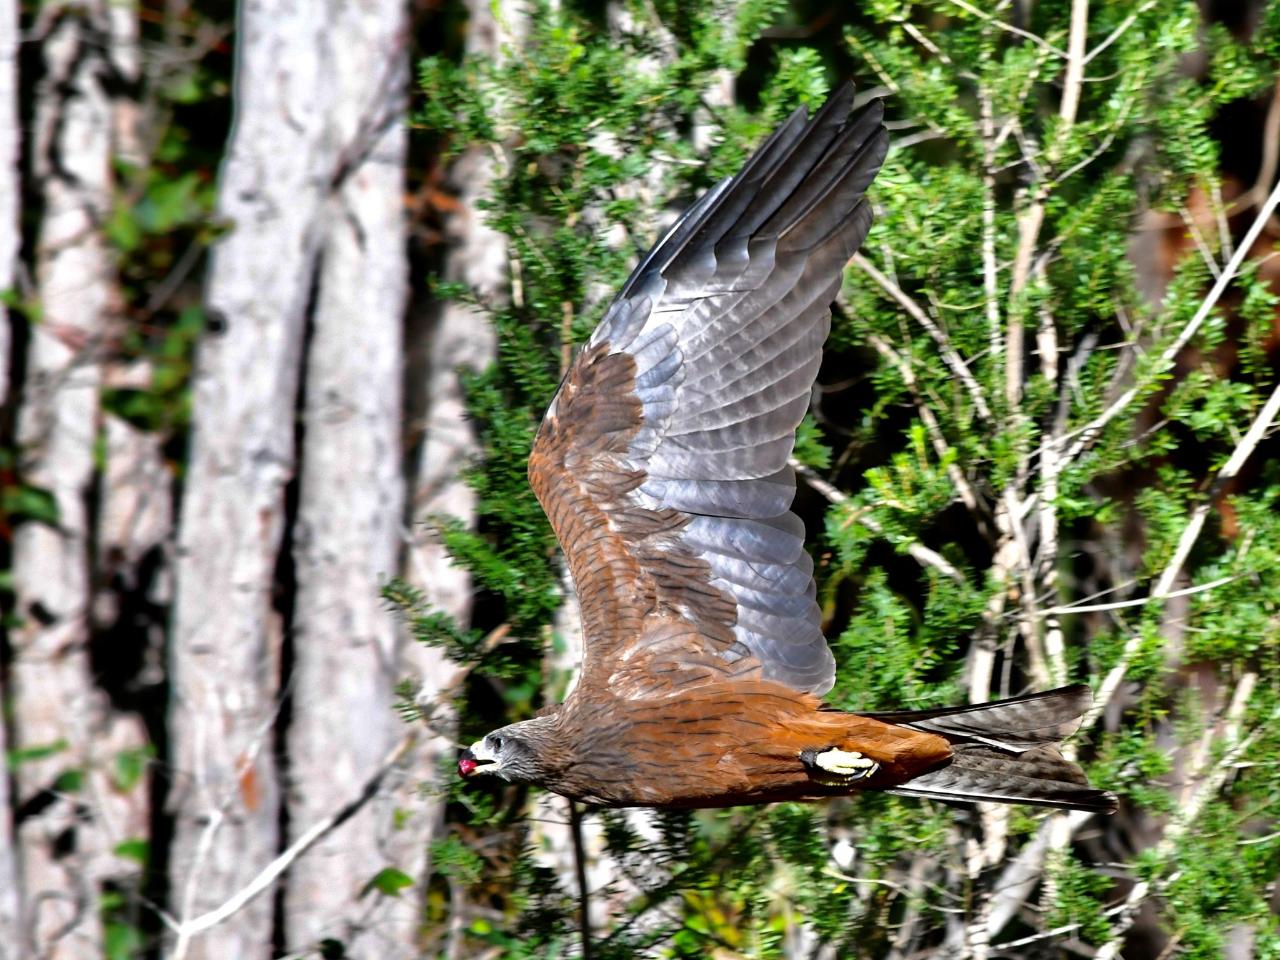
[
  {"left": 168, "top": 1, "right": 338, "bottom": 954},
  {"left": 0, "top": 0, "right": 20, "bottom": 950},
  {"left": 10, "top": 3, "right": 143, "bottom": 956},
  {"left": 0, "top": 0, "right": 15, "bottom": 403},
  {"left": 402, "top": 0, "right": 507, "bottom": 889},
  {"left": 283, "top": 4, "right": 413, "bottom": 952}
]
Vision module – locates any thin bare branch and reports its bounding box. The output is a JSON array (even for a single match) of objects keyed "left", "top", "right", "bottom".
[
  {"left": 170, "top": 735, "right": 416, "bottom": 947},
  {"left": 1041, "top": 574, "right": 1240, "bottom": 616},
  {"left": 986, "top": 810, "right": 1096, "bottom": 938},
  {"left": 1082, "top": 0, "right": 1156, "bottom": 65},
  {"left": 569, "top": 800, "right": 594, "bottom": 959},
  {"left": 1231, "top": 76, "right": 1280, "bottom": 231},
  {"left": 792, "top": 459, "right": 967, "bottom": 586},
  {"left": 947, "top": 0, "right": 1067, "bottom": 57},
  {"left": 853, "top": 253, "right": 993, "bottom": 421},
  {"left": 1093, "top": 674, "right": 1258, "bottom": 960},
  {"left": 979, "top": 87, "right": 1002, "bottom": 364},
  {"left": 1083, "top": 379, "right": 1280, "bottom": 732},
  {"left": 1060, "top": 175, "right": 1280, "bottom": 465},
  {"left": 865, "top": 332, "right": 985, "bottom": 518},
  {"left": 1006, "top": 0, "right": 1088, "bottom": 407}
]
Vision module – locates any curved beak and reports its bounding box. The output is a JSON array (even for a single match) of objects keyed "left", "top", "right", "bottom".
[
  {"left": 458, "top": 739, "right": 497, "bottom": 778},
  {"left": 458, "top": 748, "right": 479, "bottom": 777}
]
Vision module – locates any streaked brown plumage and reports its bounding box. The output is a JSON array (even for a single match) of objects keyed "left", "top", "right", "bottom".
[{"left": 459, "top": 84, "right": 1117, "bottom": 815}]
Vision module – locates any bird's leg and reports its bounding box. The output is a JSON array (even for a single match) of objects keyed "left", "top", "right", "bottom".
[{"left": 799, "top": 747, "right": 880, "bottom": 782}]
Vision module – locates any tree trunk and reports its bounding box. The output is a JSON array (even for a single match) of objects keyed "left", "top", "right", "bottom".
[
  {"left": 10, "top": 3, "right": 143, "bottom": 956},
  {"left": 0, "top": 0, "right": 14, "bottom": 404},
  {"left": 0, "top": 0, "right": 20, "bottom": 950},
  {"left": 402, "top": 0, "right": 506, "bottom": 890},
  {"left": 282, "top": 3, "right": 412, "bottom": 952},
  {"left": 168, "top": 1, "right": 337, "bottom": 954}
]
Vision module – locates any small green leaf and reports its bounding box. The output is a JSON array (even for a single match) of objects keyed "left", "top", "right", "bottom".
[
  {"left": 793, "top": 414, "right": 833, "bottom": 470},
  {"left": 362, "top": 867, "right": 415, "bottom": 898},
  {"left": 104, "top": 921, "right": 143, "bottom": 960},
  {"left": 114, "top": 838, "right": 150, "bottom": 866},
  {"left": 7, "top": 739, "right": 69, "bottom": 770},
  {"left": 53, "top": 768, "right": 84, "bottom": 793},
  {"left": 2, "top": 485, "right": 60, "bottom": 525},
  {"left": 113, "top": 747, "right": 153, "bottom": 793}
]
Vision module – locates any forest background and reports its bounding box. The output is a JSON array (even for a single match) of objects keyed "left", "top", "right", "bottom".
[{"left": 2, "top": 0, "right": 1280, "bottom": 958}]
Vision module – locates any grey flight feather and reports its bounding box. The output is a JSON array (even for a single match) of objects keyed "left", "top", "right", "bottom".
[{"left": 589, "top": 85, "right": 888, "bottom": 696}]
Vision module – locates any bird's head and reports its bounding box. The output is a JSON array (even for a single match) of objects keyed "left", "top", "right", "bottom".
[{"left": 459, "top": 714, "right": 561, "bottom": 785}]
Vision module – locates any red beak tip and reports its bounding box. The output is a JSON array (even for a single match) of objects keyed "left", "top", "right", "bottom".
[{"left": 459, "top": 757, "right": 478, "bottom": 777}]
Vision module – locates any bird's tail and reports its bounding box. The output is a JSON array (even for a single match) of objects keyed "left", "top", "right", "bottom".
[{"left": 867, "top": 684, "right": 1118, "bottom": 813}]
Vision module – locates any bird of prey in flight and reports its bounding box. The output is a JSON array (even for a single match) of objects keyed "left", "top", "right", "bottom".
[{"left": 459, "top": 83, "right": 1117, "bottom": 814}]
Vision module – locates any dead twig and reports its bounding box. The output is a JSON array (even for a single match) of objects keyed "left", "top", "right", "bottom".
[{"left": 166, "top": 734, "right": 417, "bottom": 951}]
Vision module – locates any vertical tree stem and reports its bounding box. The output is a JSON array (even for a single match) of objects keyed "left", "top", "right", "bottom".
[{"left": 569, "top": 799, "right": 593, "bottom": 960}]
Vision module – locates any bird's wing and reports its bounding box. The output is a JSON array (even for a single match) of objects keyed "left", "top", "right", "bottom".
[{"left": 529, "top": 85, "right": 887, "bottom": 699}]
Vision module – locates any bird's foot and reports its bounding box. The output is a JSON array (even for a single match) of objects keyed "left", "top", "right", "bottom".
[{"left": 801, "top": 747, "right": 880, "bottom": 782}]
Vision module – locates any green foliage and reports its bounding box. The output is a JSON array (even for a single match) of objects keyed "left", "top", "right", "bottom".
[
  {"left": 100, "top": 306, "right": 205, "bottom": 434},
  {"left": 362, "top": 867, "right": 418, "bottom": 898},
  {"left": 418, "top": 0, "right": 1280, "bottom": 955},
  {"left": 6, "top": 738, "right": 69, "bottom": 769},
  {"left": 112, "top": 746, "right": 154, "bottom": 794},
  {"left": 0, "top": 480, "right": 59, "bottom": 527},
  {"left": 792, "top": 414, "right": 832, "bottom": 470},
  {"left": 1048, "top": 850, "right": 1113, "bottom": 944}
]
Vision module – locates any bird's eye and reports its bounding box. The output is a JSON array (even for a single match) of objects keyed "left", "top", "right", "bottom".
[{"left": 490, "top": 736, "right": 504, "bottom": 752}]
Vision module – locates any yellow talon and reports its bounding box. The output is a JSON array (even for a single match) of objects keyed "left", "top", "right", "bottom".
[{"left": 813, "top": 748, "right": 879, "bottom": 779}]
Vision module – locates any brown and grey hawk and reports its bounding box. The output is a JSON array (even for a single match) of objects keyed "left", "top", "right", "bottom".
[{"left": 459, "top": 84, "right": 1116, "bottom": 814}]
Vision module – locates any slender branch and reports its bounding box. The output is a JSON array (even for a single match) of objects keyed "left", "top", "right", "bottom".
[
  {"left": 169, "top": 735, "right": 416, "bottom": 946},
  {"left": 979, "top": 87, "right": 1002, "bottom": 364},
  {"left": 1001, "top": 488, "right": 1054, "bottom": 689},
  {"left": 985, "top": 810, "right": 1096, "bottom": 937},
  {"left": 1057, "top": 0, "right": 1089, "bottom": 132},
  {"left": 1059, "top": 175, "right": 1280, "bottom": 466},
  {"left": 1093, "top": 674, "right": 1258, "bottom": 960},
  {"left": 1082, "top": 0, "right": 1157, "bottom": 65},
  {"left": 1083, "top": 377, "right": 1280, "bottom": 732},
  {"left": 1040, "top": 574, "right": 1240, "bottom": 615},
  {"left": 853, "top": 254, "right": 993, "bottom": 422},
  {"left": 865, "top": 332, "right": 984, "bottom": 518},
  {"left": 569, "top": 800, "right": 593, "bottom": 960},
  {"left": 947, "top": 0, "right": 1067, "bottom": 57},
  {"left": 1232, "top": 76, "right": 1280, "bottom": 217},
  {"left": 1179, "top": 205, "right": 1223, "bottom": 280},
  {"left": 1030, "top": 284, "right": 1074, "bottom": 687},
  {"left": 792, "top": 459, "right": 967, "bottom": 585},
  {"left": 1007, "top": 0, "right": 1088, "bottom": 406},
  {"left": 1050, "top": 81, "right": 1139, "bottom": 186}
]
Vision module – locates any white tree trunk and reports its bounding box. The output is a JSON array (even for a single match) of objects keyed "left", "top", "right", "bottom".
[
  {"left": 91, "top": 0, "right": 168, "bottom": 685},
  {"left": 168, "top": 1, "right": 339, "bottom": 954},
  {"left": 402, "top": 0, "right": 507, "bottom": 887},
  {"left": 0, "top": 0, "right": 15, "bottom": 402},
  {"left": 283, "top": 3, "right": 412, "bottom": 952},
  {"left": 0, "top": 0, "right": 20, "bottom": 951},
  {"left": 90, "top": 0, "right": 155, "bottom": 881},
  {"left": 10, "top": 3, "right": 142, "bottom": 956}
]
